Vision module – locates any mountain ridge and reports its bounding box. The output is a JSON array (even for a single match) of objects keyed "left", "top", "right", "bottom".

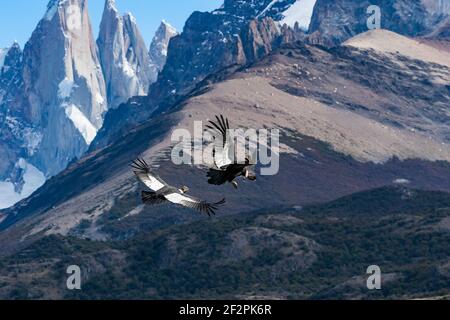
[{"left": 1, "top": 33, "right": 450, "bottom": 251}]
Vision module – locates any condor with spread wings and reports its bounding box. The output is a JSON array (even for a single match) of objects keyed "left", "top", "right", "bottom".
[
  {"left": 131, "top": 158, "right": 225, "bottom": 216},
  {"left": 206, "top": 115, "right": 257, "bottom": 189}
]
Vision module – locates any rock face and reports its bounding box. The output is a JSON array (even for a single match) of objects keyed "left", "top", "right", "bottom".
[
  {"left": 0, "top": 0, "right": 108, "bottom": 209},
  {"left": 97, "top": 0, "right": 152, "bottom": 109},
  {"left": 150, "top": 0, "right": 306, "bottom": 100},
  {"left": 221, "top": 0, "right": 296, "bottom": 20},
  {"left": 22, "top": 0, "right": 107, "bottom": 169},
  {"left": 427, "top": 16, "right": 450, "bottom": 38},
  {"left": 241, "top": 18, "right": 286, "bottom": 62},
  {"left": 309, "top": 0, "right": 450, "bottom": 46},
  {"left": 0, "top": 43, "right": 22, "bottom": 106},
  {"left": 0, "top": 48, "right": 10, "bottom": 72},
  {"left": 93, "top": 0, "right": 312, "bottom": 148},
  {"left": 0, "top": 43, "right": 25, "bottom": 184},
  {"left": 148, "top": 21, "right": 178, "bottom": 83}
]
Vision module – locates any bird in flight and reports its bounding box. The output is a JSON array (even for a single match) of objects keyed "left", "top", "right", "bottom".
[
  {"left": 131, "top": 158, "right": 225, "bottom": 216},
  {"left": 205, "top": 115, "right": 257, "bottom": 189}
]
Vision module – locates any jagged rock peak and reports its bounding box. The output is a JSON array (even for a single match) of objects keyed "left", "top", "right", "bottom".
[
  {"left": 19, "top": 0, "right": 106, "bottom": 172},
  {"left": 97, "top": 0, "right": 152, "bottom": 109},
  {"left": 105, "top": 0, "right": 118, "bottom": 11},
  {"left": 148, "top": 20, "right": 178, "bottom": 81},
  {"left": 29, "top": 0, "right": 106, "bottom": 125},
  {"left": 0, "top": 42, "right": 22, "bottom": 77},
  {"left": 0, "top": 0, "right": 109, "bottom": 209},
  {"left": 160, "top": 20, "right": 178, "bottom": 36}
]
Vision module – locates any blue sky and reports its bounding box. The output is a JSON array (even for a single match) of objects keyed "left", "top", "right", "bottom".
[{"left": 0, "top": 0, "right": 222, "bottom": 48}]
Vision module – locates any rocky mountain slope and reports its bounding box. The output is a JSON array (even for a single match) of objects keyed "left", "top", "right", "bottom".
[
  {"left": 309, "top": 0, "right": 450, "bottom": 46},
  {"left": 1, "top": 30, "right": 449, "bottom": 253},
  {"left": 344, "top": 29, "right": 450, "bottom": 68},
  {"left": 1, "top": 186, "right": 450, "bottom": 299}
]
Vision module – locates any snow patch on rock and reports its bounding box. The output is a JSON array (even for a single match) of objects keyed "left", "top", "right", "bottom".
[
  {"left": 119, "top": 60, "right": 136, "bottom": 78},
  {"left": 280, "top": 0, "right": 317, "bottom": 31},
  {"left": 257, "top": 0, "right": 281, "bottom": 18},
  {"left": 64, "top": 104, "right": 97, "bottom": 144},
  {"left": 58, "top": 77, "right": 75, "bottom": 99},
  {"left": 0, "top": 159, "right": 46, "bottom": 209},
  {"left": 95, "top": 92, "right": 105, "bottom": 105}
]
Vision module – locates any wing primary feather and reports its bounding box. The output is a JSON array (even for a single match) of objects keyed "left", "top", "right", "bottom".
[
  {"left": 178, "top": 196, "right": 226, "bottom": 217},
  {"left": 220, "top": 115, "right": 227, "bottom": 132},
  {"left": 208, "top": 120, "right": 224, "bottom": 134},
  {"left": 130, "top": 158, "right": 149, "bottom": 174},
  {"left": 216, "top": 115, "right": 223, "bottom": 129},
  {"left": 217, "top": 115, "right": 227, "bottom": 135}
]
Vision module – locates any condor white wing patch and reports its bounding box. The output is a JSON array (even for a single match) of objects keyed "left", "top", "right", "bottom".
[
  {"left": 131, "top": 158, "right": 167, "bottom": 191},
  {"left": 166, "top": 192, "right": 226, "bottom": 216},
  {"left": 165, "top": 193, "right": 195, "bottom": 205},
  {"left": 135, "top": 172, "right": 166, "bottom": 192}
]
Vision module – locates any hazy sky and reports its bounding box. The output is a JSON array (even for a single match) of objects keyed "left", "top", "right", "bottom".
[{"left": 0, "top": 0, "right": 222, "bottom": 48}]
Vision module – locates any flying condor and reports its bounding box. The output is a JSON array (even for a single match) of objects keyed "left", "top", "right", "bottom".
[
  {"left": 131, "top": 158, "right": 225, "bottom": 216},
  {"left": 205, "top": 115, "right": 257, "bottom": 189}
]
